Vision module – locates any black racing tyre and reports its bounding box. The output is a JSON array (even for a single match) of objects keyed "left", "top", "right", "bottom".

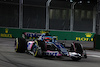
[
  {"left": 75, "top": 43, "right": 83, "bottom": 55},
  {"left": 83, "top": 50, "right": 87, "bottom": 58},
  {"left": 84, "top": 54, "right": 87, "bottom": 58},
  {"left": 70, "top": 45, "right": 74, "bottom": 52},
  {"left": 15, "top": 38, "right": 27, "bottom": 53},
  {"left": 32, "top": 46, "right": 41, "bottom": 57},
  {"left": 70, "top": 43, "right": 83, "bottom": 61},
  {"left": 37, "top": 40, "right": 46, "bottom": 51},
  {"left": 32, "top": 40, "right": 43, "bottom": 57},
  {"left": 70, "top": 43, "right": 83, "bottom": 55}
]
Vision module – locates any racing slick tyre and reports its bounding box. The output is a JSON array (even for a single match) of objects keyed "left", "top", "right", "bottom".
[
  {"left": 15, "top": 38, "right": 27, "bottom": 53},
  {"left": 84, "top": 50, "right": 87, "bottom": 58},
  {"left": 38, "top": 40, "right": 46, "bottom": 51},
  {"left": 75, "top": 43, "right": 83, "bottom": 55},
  {"left": 32, "top": 40, "right": 45, "bottom": 57},
  {"left": 32, "top": 46, "right": 42, "bottom": 57},
  {"left": 84, "top": 54, "right": 87, "bottom": 58},
  {"left": 70, "top": 43, "right": 83, "bottom": 55},
  {"left": 70, "top": 43, "right": 83, "bottom": 61}
]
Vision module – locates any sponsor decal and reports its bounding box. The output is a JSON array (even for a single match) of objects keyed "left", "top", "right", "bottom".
[
  {"left": 40, "top": 30, "right": 49, "bottom": 34},
  {"left": 0, "top": 28, "right": 12, "bottom": 38},
  {"left": 46, "top": 51, "right": 58, "bottom": 56},
  {"left": 85, "top": 33, "right": 92, "bottom": 37},
  {"left": 75, "top": 33, "right": 93, "bottom": 41},
  {"left": 5, "top": 28, "right": 8, "bottom": 33}
]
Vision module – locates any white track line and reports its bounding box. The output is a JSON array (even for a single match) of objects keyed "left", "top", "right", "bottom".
[{"left": 88, "top": 55, "right": 100, "bottom": 58}]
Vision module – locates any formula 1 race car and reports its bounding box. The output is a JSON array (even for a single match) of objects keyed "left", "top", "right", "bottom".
[{"left": 15, "top": 32, "right": 87, "bottom": 61}]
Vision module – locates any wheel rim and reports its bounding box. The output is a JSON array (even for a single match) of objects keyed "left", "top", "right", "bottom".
[
  {"left": 33, "top": 47, "right": 38, "bottom": 56},
  {"left": 33, "top": 40, "right": 38, "bottom": 57}
]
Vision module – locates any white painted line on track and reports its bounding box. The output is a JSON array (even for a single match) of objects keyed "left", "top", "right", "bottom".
[{"left": 88, "top": 55, "right": 100, "bottom": 58}]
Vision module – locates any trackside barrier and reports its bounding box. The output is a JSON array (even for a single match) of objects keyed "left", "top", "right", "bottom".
[
  {"left": 0, "top": 28, "right": 95, "bottom": 41},
  {"left": 95, "top": 35, "right": 100, "bottom": 50}
]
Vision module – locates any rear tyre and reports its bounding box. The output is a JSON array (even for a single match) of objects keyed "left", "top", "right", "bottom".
[
  {"left": 84, "top": 54, "right": 87, "bottom": 58},
  {"left": 15, "top": 38, "right": 27, "bottom": 53}
]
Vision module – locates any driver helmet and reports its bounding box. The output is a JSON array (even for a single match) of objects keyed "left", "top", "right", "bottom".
[{"left": 44, "top": 37, "right": 51, "bottom": 42}]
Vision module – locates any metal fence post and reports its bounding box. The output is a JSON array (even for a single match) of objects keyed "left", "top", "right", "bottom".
[
  {"left": 70, "top": 2, "right": 76, "bottom": 32},
  {"left": 46, "top": 0, "right": 51, "bottom": 30},
  {"left": 93, "top": 5, "right": 97, "bottom": 33},
  {"left": 19, "top": 0, "right": 23, "bottom": 29}
]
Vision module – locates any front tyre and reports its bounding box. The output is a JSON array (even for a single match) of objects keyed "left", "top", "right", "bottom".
[
  {"left": 70, "top": 43, "right": 83, "bottom": 55},
  {"left": 32, "top": 40, "right": 43, "bottom": 57}
]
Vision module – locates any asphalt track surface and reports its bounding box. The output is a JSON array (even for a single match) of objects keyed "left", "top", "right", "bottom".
[{"left": 0, "top": 38, "right": 100, "bottom": 67}]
